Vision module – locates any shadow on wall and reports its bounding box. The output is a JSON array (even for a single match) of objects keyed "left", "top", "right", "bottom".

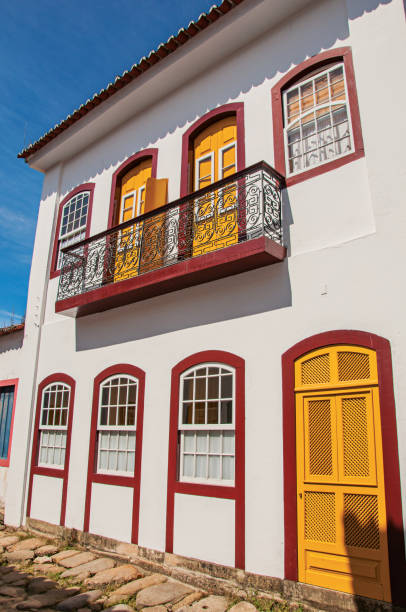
[
  {"left": 41, "top": 0, "right": 392, "bottom": 202},
  {"left": 0, "top": 332, "right": 24, "bottom": 354},
  {"left": 75, "top": 259, "right": 292, "bottom": 351}
]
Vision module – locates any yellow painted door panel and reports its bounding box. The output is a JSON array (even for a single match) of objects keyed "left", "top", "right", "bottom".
[
  {"left": 296, "top": 346, "right": 391, "bottom": 602},
  {"left": 139, "top": 177, "right": 168, "bottom": 274},
  {"left": 192, "top": 116, "right": 238, "bottom": 256},
  {"left": 114, "top": 159, "right": 152, "bottom": 282}
]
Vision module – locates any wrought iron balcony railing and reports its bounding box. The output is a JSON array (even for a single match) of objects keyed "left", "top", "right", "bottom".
[{"left": 57, "top": 161, "right": 284, "bottom": 305}]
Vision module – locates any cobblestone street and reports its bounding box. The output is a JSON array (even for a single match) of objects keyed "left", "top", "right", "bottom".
[{"left": 0, "top": 527, "right": 297, "bottom": 611}]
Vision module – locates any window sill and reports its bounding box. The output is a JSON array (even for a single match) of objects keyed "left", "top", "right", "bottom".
[{"left": 285, "top": 149, "right": 364, "bottom": 187}]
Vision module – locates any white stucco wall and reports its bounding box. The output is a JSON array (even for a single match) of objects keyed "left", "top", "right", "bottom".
[
  {"left": 6, "top": 0, "right": 405, "bottom": 582},
  {"left": 29, "top": 475, "right": 63, "bottom": 525}
]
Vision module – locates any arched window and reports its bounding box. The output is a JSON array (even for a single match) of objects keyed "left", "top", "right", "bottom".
[
  {"left": 27, "top": 373, "right": 76, "bottom": 527},
  {"left": 38, "top": 382, "right": 70, "bottom": 467},
  {"left": 283, "top": 62, "right": 352, "bottom": 176},
  {"left": 50, "top": 183, "right": 95, "bottom": 279},
  {"left": 179, "top": 363, "right": 235, "bottom": 484},
  {"left": 271, "top": 47, "right": 364, "bottom": 186},
  {"left": 96, "top": 374, "right": 138, "bottom": 475}
]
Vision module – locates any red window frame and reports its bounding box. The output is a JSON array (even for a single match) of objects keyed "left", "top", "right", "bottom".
[
  {"left": 166, "top": 350, "right": 245, "bottom": 569},
  {"left": 83, "top": 364, "right": 145, "bottom": 544},
  {"left": 282, "top": 330, "right": 406, "bottom": 607},
  {"left": 271, "top": 47, "right": 364, "bottom": 186},
  {"left": 50, "top": 183, "right": 95, "bottom": 279},
  {"left": 0, "top": 378, "right": 18, "bottom": 468},
  {"left": 107, "top": 149, "right": 158, "bottom": 229},
  {"left": 26, "top": 373, "right": 76, "bottom": 526}
]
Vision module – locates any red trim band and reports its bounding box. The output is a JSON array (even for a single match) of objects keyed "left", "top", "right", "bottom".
[
  {"left": 83, "top": 364, "right": 145, "bottom": 544},
  {"left": 281, "top": 330, "right": 405, "bottom": 606},
  {"left": 50, "top": 184, "right": 95, "bottom": 279},
  {"left": 271, "top": 47, "right": 364, "bottom": 186},
  {"left": 166, "top": 350, "right": 245, "bottom": 569},
  {"left": 26, "top": 373, "right": 76, "bottom": 526}
]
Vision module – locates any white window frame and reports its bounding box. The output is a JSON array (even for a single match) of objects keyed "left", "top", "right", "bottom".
[
  {"left": 38, "top": 382, "right": 70, "bottom": 469},
  {"left": 194, "top": 152, "right": 215, "bottom": 222},
  {"left": 178, "top": 362, "right": 235, "bottom": 486},
  {"left": 96, "top": 374, "right": 138, "bottom": 477},
  {"left": 283, "top": 62, "right": 354, "bottom": 177},
  {"left": 57, "top": 191, "right": 90, "bottom": 269}
]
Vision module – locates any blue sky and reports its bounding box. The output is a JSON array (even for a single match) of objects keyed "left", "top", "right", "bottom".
[{"left": 0, "top": 0, "right": 217, "bottom": 327}]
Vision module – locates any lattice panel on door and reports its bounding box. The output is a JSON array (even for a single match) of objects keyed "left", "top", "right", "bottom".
[
  {"left": 341, "top": 397, "right": 370, "bottom": 478},
  {"left": 308, "top": 399, "right": 333, "bottom": 476},
  {"left": 304, "top": 491, "right": 336, "bottom": 542},
  {"left": 338, "top": 351, "right": 370, "bottom": 382},
  {"left": 301, "top": 354, "right": 330, "bottom": 386},
  {"left": 344, "top": 493, "right": 380, "bottom": 549}
]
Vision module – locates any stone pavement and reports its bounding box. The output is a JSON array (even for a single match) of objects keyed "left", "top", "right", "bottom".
[{"left": 0, "top": 528, "right": 265, "bottom": 611}]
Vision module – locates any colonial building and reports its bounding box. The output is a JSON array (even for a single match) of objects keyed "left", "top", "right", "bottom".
[{"left": 2, "top": 0, "right": 405, "bottom": 608}]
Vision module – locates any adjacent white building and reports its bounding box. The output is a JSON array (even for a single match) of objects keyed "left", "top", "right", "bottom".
[{"left": 1, "top": 0, "right": 405, "bottom": 608}]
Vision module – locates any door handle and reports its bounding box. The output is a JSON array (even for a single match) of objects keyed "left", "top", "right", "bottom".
[{"left": 298, "top": 493, "right": 303, "bottom": 499}]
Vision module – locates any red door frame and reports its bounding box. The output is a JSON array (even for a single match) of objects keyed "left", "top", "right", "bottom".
[{"left": 282, "top": 330, "right": 405, "bottom": 606}]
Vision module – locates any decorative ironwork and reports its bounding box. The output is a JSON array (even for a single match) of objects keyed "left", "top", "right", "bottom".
[{"left": 57, "top": 161, "right": 284, "bottom": 302}]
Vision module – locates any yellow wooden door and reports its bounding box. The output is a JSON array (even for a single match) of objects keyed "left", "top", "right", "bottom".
[
  {"left": 192, "top": 116, "right": 238, "bottom": 256},
  {"left": 295, "top": 346, "right": 391, "bottom": 602},
  {"left": 114, "top": 159, "right": 152, "bottom": 282}
]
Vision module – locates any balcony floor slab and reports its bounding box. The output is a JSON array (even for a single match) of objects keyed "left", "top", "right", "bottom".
[{"left": 55, "top": 236, "right": 286, "bottom": 318}]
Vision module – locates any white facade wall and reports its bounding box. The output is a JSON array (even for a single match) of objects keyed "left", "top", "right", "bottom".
[{"left": 3, "top": 0, "right": 405, "bottom": 584}]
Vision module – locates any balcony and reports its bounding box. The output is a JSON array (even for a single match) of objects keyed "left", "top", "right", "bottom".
[{"left": 55, "top": 161, "right": 286, "bottom": 317}]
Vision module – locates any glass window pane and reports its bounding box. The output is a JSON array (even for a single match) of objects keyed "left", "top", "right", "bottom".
[
  {"left": 195, "top": 377, "right": 206, "bottom": 400},
  {"left": 221, "top": 375, "right": 233, "bottom": 398},
  {"left": 222, "top": 456, "right": 235, "bottom": 480},
  {"left": 128, "top": 384, "right": 137, "bottom": 405},
  {"left": 54, "top": 410, "right": 61, "bottom": 426},
  {"left": 108, "top": 451, "right": 116, "bottom": 471},
  {"left": 128, "top": 433, "right": 136, "bottom": 450},
  {"left": 119, "top": 385, "right": 127, "bottom": 405},
  {"left": 195, "top": 368, "right": 206, "bottom": 377},
  {"left": 119, "top": 433, "right": 127, "bottom": 450},
  {"left": 109, "top": 406, "right": 117, "bottom": 426},
  {"left": 110, "top": 433, "right": 118, "bottom": 449},
  {"left": 196, "top": 455, "right": 206, "bottom": 478},
  {"left": 49, "top": 392, "right": 56, "bottom": 409},
  {"left": 207, "top": 377, "right": 219, "bottom": 399},
  {"left": 61, "top": 409, "right": 68, "bottom": 426},
  {"left": 118, "top": 406, "right": 126, "bottom": 426},
  {"left": 54, "top": 447, "right": 61, "bottom": 466},
  {"left": 117, "top": 451, "right": 126, "bottom": 471},
  {"left": 208, "top": 367, "right": 219, "bottom": 375},
  {"left": 183, "top": 432, "right": 195, "bottom": 452},
  {"left": 127, "top": 451, "right": 135, "bottom": 473},
  {"left": 56, "top": 391, "right": 62, "bottom": 407},
  {"left": 100, "top": 407, "right": 108, "bottom": 426},
  {"left": 223, "top": 431, "right": 235, "bottom": 453},
  {"left": 99, "top": 450, "right": 108, "bottom": 470},
  {"left": 220, "top": 401, "right": 233, "bottom": 424},
  {"left": 208, "top": 455, "right": 220, "bottom": 479},
  {"left": 62, "top": 391, "right": 69, "bottom": 408},
  {"left": 42, "top": 431, "right": 49, "bottom": 446},
  {"left": 48, "top": 409, "right": 55, "bottom": 425},
  {"left": 182, "top": 403, "right": 193, "bottom": 424},
  {"left": 43, "top": 392, "right": 49, "bottom": 408},
  {"left": 61, "top": 448, "right": 66, "bottom": 465},
  {"left": 194, "top": 402, "right": 205, "bottom": 424},
  {"left": 209, "top": 431, "right": 221, "bottom": 453},
  {"left": 110, "top": 387, "right": 118, "bottom": 405},
  {"left": 49, "top": 432, "right": 55, "bottom": 447},
  {"left": 41, "top": 410, "right": 48, "bottom": 426},
  {"left": 207, "top": 401, "right": 218, "bottom": 424},
  {"left": 196, "top": 432, "right": 207, "bottom": 452},
  {"left": 127, "top": 405, "right": 136, "bottom": 426},
  {"left": 101, "top": 387, "right": 109, "bottom": 405},
  {"left": 40, "top": 447, "right": 47, "bottom": 464},
  {"left": 183, "top": 454, "right": 194, "bottom": 477},
  {"left": 183, "top": 379, "right": 193, "bottom": 401}
]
